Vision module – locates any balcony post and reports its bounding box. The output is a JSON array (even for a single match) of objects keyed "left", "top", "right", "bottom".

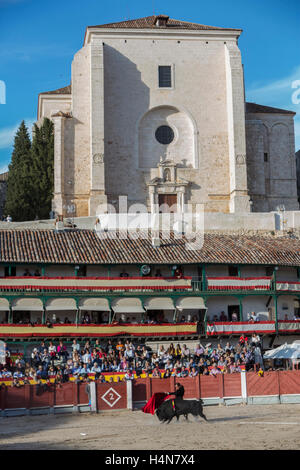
[
  {"left": 201, "top": 265, "right": 206, "bottom": 291},
  {"left": 107, "top": 298, "right": 112, "bottom": 324},
  {"left": 237, "top": 265, "right": 241, "bottom": 278},
  {"left": 141, "top": 297, "right": 145, "bottom": 324},
  {"left": 75, "top": 297, "right": 79, "bottom": 325},
  {"left": 273, "top": 266, "right": 278, "bottom": 292},
  {"left": 8, "top": 298, "right": 12, "bottom": 324},
  {"left": 239, "top": 296, "right": 243, "bottom": 321},
  {"left": 42, "top": 300, "right": 46, "bottom": 325},
  {"left": 203, "top": 296, "right": 208, "bottom": 337},
  {"left": 274, "top": 294, "right": 278, "bottom": 334}
]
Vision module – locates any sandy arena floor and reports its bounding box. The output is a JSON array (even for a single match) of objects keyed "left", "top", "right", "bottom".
[{"left": 0, "top": 404, "right": 300, "bottom": 450}]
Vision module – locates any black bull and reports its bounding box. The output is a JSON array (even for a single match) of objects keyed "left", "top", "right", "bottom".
[{"left": 156, "top": 398, "right": 207, "bottom": 424}]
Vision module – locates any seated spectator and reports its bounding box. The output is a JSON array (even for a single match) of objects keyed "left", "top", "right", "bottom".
[
  {"left": 210, "top": 362, "right": 221, "bottom": 376},
  {"left": 48, "top": 342, "right": 56, "bottom": 358},
  {"left": 175, "top": 343, "right": 182, "bottom": 359},
  {"left": 57, "top": 341, "right": 68, "bottom": 361},
  {"left": 230, "top": 362, "right": 242, "bottom": 373},
  {"left": 251, "top": 333, "right": 261, "bottom": 348},
  {"left": 11, "top": 377, "right": 22, "bottom": 387},
  {"left": 116, "top": 340, "right": 124, "bottom": 354},
  {"left": 79, "top": 363, "right": 90, "bottom": 376},
  {"left": 1, "top": 367, "right": 12, "bottom": 378},
  {"left": 165, "top": 359, "right": 173, "bottom": 371},
  {"left": 13, "top": 370, "right": 24, "bottom": 379},
  {"left": 180, "top": 366, "right": 189, "bottom": 378},
  {"left": 124, "top": 345, "right": 135, "bottom": 362},
  {"left": 23, "top": 268, "right": 32, "bottom": 276},
  {"left": 181, "top": 344, "right": 190, "bottom": 358},
  {"left": 219, "top": 311, "right": 227, "bottom": 321},
  {"left": 152, "top": 366, "right": 161, "bottom": 378},
  {"left": 189, "top": 366, "right": 199, "bottom": 377},
  {"left": 124, "top": 370, "right": 134, "bottom": 380},
  {"left": 249, "top": 311, "right": 259, "bottom": 323},
  {"left": 231, "top": 311, "right": 238, "bottom": 322},
  {"left": 98, "top": 373, "right": 106, "bottom": 383}
]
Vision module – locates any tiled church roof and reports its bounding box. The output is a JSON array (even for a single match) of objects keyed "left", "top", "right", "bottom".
[
  {"left": 0, "top": 230, "right": 299, "bottom": 266},
  {"left": 87, "top": 15, "right": 241, "bottom": 32},
  {"left": 246, "top": 102, "right": 296, "bottom": 115}
]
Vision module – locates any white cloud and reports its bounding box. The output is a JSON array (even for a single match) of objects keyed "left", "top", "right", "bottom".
[
  {"left": 246, "top": 65, "right": 300, "bottom": 150},
  {"left": 0, "top": 118, "right": 35, "bottom": 149}
]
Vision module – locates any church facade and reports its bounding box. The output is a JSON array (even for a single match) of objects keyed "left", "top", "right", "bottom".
[{"left": 37, "top": 15, "right": 299, "bottom": 218}]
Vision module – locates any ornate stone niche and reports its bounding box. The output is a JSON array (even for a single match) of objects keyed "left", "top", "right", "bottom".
[{"left": 146, "top": 158, "right": 190, "bottom": 213}]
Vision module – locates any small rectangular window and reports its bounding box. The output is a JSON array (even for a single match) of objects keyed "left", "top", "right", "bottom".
[
  {"left": 264, "top": 152, "right": 268, "bottom": 162},
  {"left": 158, "top": 65, "right": 172, "bottom": 88},
  {"left": 228, "top": 266, "right": 239, "bottom": 277},
  {"left": 4, "top": 266, "right": 16, "bottom": 277},
  {"left": 77, "top": 265, "right": 87, "bottom": 277},
  {"left": 265, "top": 266, "right": 273, "bottom": 276}
]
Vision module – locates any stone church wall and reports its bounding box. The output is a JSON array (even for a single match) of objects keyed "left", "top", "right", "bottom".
[{"left": 246, "top": 112, "right": 299, "bottom": 212}]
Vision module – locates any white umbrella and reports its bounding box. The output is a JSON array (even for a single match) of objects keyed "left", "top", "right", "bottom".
[{"left": 264, "top": 341, "right": 300, "bottom": 360}]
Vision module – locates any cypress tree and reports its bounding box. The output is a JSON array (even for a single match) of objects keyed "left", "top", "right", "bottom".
[
  {"left": 5, "top": 120, "right": 35, "bottom": 221},
  {"left": 31, "top": 117, "right": 54, "bottom": 219}
]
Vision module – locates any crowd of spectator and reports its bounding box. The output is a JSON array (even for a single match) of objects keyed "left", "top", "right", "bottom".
[{"left": 0, "top": 333, "right": 265, "bottom": 388}]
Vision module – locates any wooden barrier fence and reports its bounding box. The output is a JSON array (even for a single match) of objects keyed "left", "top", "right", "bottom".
[{"left": 1, "top": 371, "right": 300, "bottom": 416}]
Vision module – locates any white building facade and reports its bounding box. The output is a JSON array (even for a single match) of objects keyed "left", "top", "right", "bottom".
[{"left": 37, "top": 15, "right": 299, "bottom": 218}]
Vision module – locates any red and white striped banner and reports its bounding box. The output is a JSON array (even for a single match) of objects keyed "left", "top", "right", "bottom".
[
  {"left": 278, "top": 320, "right": 300, "bottom": 332},
  {"left": 206, "top": 321, "right": 276, "bottom": 336},
  {"left": 276, "top": 282, "right": 300, "bottom": 292},
  {"left": 207, "top": 277, "right": 272, "bottom": 291}
]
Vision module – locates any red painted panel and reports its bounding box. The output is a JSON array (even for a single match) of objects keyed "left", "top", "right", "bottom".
[
  {"left": 223, "top": 374, "right": 242, "bottom": 397},
  {"left": 278, "top": 371, "right": 300, "bottom": 395},
  {"left": 199, "top": 375, "right": 220, "bottom": 398},
  {"left": 4, "top": 386, "right": 27, "bottom": 409},
  {"left": 78, "top": 382, "right": 90, "bottom": 405},
  {"left": 132, "top": 379, "right": 147, "bottom": 402},
  {"left": 54, "top": 382, "right": 74, "bottom": 406},
  {"left": 30, "top": 384, "right": 52, "bottom": 408},
  {"left": 96, "top": 382, "right": 127, "bottom": 410},
  {"left": 247, "top": 371, "right": 279, "bottom": 396},
  {"left": 151, "top": 378, "right": 171, "bottom": 395},
  {"left": 175, "top": 377, "right": 198, "bottom": 399}
]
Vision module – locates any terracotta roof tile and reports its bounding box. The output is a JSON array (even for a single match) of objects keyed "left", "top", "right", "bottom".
[
  {"left": 0, "top": 230, "right": 299, "bottom": 266},
  {"left": 87, "top": 15, "right": 241, "bottom": 32}
]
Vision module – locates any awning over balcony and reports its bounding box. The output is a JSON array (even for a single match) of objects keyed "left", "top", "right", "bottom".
[
  {"left": 176, "top": 297, "right": 207, "bottom": 310},
  {"left": 144, "top": 297, "right": 175, "bottom": 310},
  {"left": 0, "top": 298, "right": 9, "bottom": 311},
  {"left": 111, "top": 298, "right": 145, "bottom": 313},
  {"left": 45, "top": 298, "right": 77, "bottom": 311},
  {"left": 79, "top": 298, "right": 110, "bottom": 311},
  {"left": 12, "top": 298, "right": 43, "bottom": 311}
]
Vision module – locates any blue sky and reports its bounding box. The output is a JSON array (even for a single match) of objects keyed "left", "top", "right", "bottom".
[{"left": 0, "top": 0, "right": 299, "bottom": 172}]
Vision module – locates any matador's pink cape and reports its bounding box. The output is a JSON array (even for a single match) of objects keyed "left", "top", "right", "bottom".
[{"left": 141, "top": 392, "right": 173, "bottom": 415}]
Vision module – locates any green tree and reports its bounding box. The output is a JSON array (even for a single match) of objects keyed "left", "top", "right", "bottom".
[
  {"left": 31, "top": 117, "right": 54, "bottom": 219},
  {"left": 5, "top": 120, "right": 35, "bottom": 221}
]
